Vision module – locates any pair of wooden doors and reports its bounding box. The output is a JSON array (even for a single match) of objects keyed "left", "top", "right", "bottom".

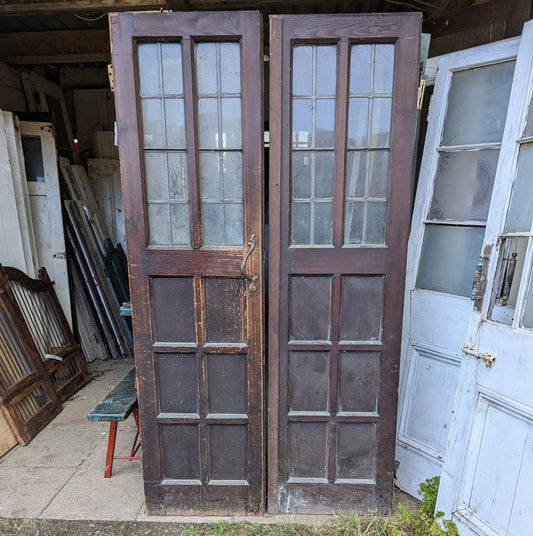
[{"left": 111, "top": 11, "right": 420, "bottom": 514}]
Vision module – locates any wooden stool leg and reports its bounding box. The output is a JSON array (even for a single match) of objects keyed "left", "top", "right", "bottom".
[{"left": 104, "top": 421, "right": 118, "bottom": 478}]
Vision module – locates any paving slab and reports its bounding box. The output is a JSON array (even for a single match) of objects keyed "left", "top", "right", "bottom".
[
  {"left": 0, "top": 466, "right": 76, "bottom": 518},
  {"left": 83, "top": 426, "right": 140, "bottom": 469},
  {"left": 41, "top": 462, "right": 145, "bottom": 521}
]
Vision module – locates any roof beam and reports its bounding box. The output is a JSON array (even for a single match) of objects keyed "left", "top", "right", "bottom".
[
  {"left": 0, "top": 0, "right": 169, "bottom": 16},
  {"left": 0, "top": 29, "right": 110, "bottom": 64}
]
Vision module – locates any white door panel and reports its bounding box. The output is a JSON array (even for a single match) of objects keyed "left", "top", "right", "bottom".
[
  {"left": 396, "top": 37, "right": 520, "bottom": 495},
  {"left": 437, "top": 20, "right": 533, "bottom": 536}
]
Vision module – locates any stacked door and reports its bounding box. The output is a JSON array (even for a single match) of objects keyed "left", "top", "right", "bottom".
[
  {"left": 395, "top": 38, "right": 519, "bottom": 496},
  {"left": 110, "top": 11, "right": 264, "bottom": 514},
  {"left": 268, "top": 14, "right": 420, "bottom": 513}
]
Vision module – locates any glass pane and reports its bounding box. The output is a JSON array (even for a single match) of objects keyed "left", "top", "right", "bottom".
[
  {"left": 346, "top": 151, "right": 367, "bottom": 198},
  {"left": 430, "top": 149, "right": 499, "bottom": 222},
  {"left": 316, "top": 47, "right": 337, "bottom": 95},
  {"left": 220, "top": 43, "right": 241, "bottom": 94},
  {"left": 223, "top": 152, "right": 243, "bottom": 200},
  {"left": 141, "top": 99, "right": 163, "bottom": 148},
  {"left": 202, "top": 203, "right": 224, "bottom": 247},
  {"left": 374, "top": 45, "right": 394, "bottom": 94},
  {"left": 292, "top": 99, "right": 312, "bottom": 148},
  {"left": 21, "top": 136, "right": 45, "bottom": 182},
  {"left": 138, "top": 44, "right": 160, "bottom": 95},
  {"left": 370, "top": 98, "right": 391, "bottom": 147},
  {"left": 524, "top": 95, "right": 533, "bottom": 138},
  {"left": 196, "top": 43, "right": 218, "bottom": 94},
  {"left": 521, "top": 265, "right": 533, "bottom": 328},
  {"left": 164, "top": 98, "right": 186, "bottom": 148},
  {"left": 224, "top": 203, "right": 244, "bottom": 246},
  {"left": 148, "top": 204, "right": 170, "bottom": 245},
  {"left": 442, "top": 60, "right": 515, "bottom": 146},
  {"left": 198, "top": 98, "right": 219, "bottom": 149},
  {"left": 504, "top": 142, "right": 533, "bottom": 232},
  {"left": 366, "top": 201, "right": 387, "bottom": 245},
  {"left": 145, "top": 152, "right": 166, "bottom": 201},
  {"left": 315, "top": 152, "right": 334, "bottom": 198},
  {"left": 368, "top": 151, "right": 389, "bottom": 198},
  {"left": 316, "top": 99, "right": 335, "bottom": 148},
  {"left": 199, "top": 152, "right": 222, "bottom": 200},
  {"left": 221, "top": 98, "right": 242, "bottom": 149},
  {"left": 292, "top": 152, "right": 312, "bottom": 199},
  {"left": 292, "top": 203, "right": 311, "bottom": 245},
  {"left": 168, "top": 152, "right": 188, "bottom": 201},
  {"left": 293, "top": 46, "right": 312, "bottom": 95},
  {"left": 344, "top": 201, "right": 364, "bottom": 245},
  {"left": 170, "top": 204, "right": 190, "bottom": 246},
  {"left": 417, "top": 225, "right": 485, "bottom": 296},
  {"left": 348, "top": 98, "right": 369, "bottom": 147},
  {"left": 350, "top": 45, "right": 371, "bottom": 94},
  {"left": 161, "top": 44, "right": 183, "bottom": 95},
  {"left": 314, "top": 202, "right": 333, "bottom": 244}
]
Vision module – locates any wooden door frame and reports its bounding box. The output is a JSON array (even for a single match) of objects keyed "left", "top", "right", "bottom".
[
  {"left": 111, "top": 10, "right": 264, "bottom": 514},
  {"left": 268, "top": 13, "right": 421, "bottom": 513}
]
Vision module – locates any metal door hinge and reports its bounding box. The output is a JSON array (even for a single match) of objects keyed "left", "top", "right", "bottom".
[
  {"left": 462, "top": 345, "right": 495, "bottom": 368},
  {"left": 108, "top": 64, "right": 114, "bottom": 92}
]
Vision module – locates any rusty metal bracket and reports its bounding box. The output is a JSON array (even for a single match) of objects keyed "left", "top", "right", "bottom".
[{"left": 462, "top": 345, "right": 495, "bottom": 368}]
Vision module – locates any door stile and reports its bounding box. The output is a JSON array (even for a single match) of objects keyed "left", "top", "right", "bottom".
[{"left": 267, "top": 14, "right": 284, "bottom": 514}]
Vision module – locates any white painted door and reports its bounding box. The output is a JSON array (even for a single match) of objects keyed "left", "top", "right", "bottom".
[
  {"left": 20, "top": 121, "right": 72, "bottom": 326},
  {"left": 395, "top": 38, "right": 520, "bottom": 496},
  {"left": 437, "top": 21, "right": 533, "bottom": 536}
]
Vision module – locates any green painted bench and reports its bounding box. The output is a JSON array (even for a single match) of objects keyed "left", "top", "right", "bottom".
[{"left": 88, "top": 367, "right": 141, "bottom": 477}]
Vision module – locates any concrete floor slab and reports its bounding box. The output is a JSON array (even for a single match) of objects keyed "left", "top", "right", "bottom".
[
  {"left": 0, "top": 428, "right": 104, "bottom": 468},
  {"left": 0, "top": 466, "right": 76, "bottom": 518},
  {"left": 40, "top": 463, "right": 145, "bottom": 521}
]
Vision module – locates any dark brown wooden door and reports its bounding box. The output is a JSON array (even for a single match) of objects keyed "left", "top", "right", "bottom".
[
  {"left": 110, "top": 11, "right": 264, "bottom": 514},
  {"left": 268, "top": 14, "right": 421, "bottom": 514}
]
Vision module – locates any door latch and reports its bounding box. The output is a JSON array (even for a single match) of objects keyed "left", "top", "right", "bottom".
[{"left": 462, "top": 345, "right": 495, "bottom": 368}]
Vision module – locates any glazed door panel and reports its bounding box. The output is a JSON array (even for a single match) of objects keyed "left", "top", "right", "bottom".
[
  {"left": 110, "top": 11, "right": 264, "bottom": 515},
  {"left": 269, "top": 14, "right": 420, "bottom": 513}
]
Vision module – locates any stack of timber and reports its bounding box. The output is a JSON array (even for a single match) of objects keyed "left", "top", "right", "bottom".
[
  {"left": 0, "top": 265, "right": 90, "bottom": 447},
  {"left": 59, "top": 160, "right": 132, "bottom": 360}
]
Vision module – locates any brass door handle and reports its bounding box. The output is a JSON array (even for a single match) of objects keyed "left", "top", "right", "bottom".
[{"left": 241, "top": 234, "right": 258, "bottom": 292}]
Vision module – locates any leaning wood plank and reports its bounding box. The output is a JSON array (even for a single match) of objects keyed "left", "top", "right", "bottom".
[
  {"left": 0, "top": 408, "right": 17, "bottom": 456},
  {"left": 87, "top": 159, "right": 125, "bottom": 248},
  {"left": 3, "top": 112, "right": 38, "bottom": 276},
  {"left": 71, "top": 268, "right": 109, "bottom": 362},
  {"left": 0, "top": 112, "right": 30, "bottom": 273}
]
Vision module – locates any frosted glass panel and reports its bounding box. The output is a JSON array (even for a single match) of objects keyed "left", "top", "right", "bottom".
[
  {"left": 196, "top": 43, "right": 243, "bottom": 246},
  {"left": 442, "top": 60, "right": 515, "bottom": 146},
  {"left": 291, "top": 45, "right": 336, "bottom": 246},
  {"left": 504, "top": 142, "right": 533, "bottom": 232},
  {"left": 138, "top": 42, "right": 190, "bottom": 248},
  {"left": 369, "top": 151, "right": 389, "bottom": 197},
  {"left": 370, "top": 98, "right": 391, "bottom": 147},
  {"left": 345, "top": 201, "right": 364, "bottom": 245},
  {"left": 366, "top": 202, "right": 387, "bottom": 244},
  {"left": 417, "top": 225, "right": 485, "bottom": 296},
  {"left": 430, "top": 149, "right": 498, "bottom": 222}
]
